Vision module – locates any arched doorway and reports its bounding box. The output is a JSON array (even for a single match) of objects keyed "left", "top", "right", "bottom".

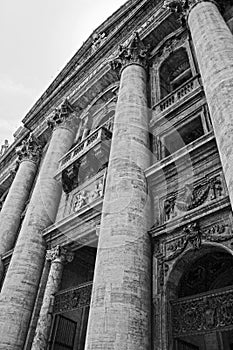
[{"left": 167, "top": 245, "right": 233, "bottom": 350}]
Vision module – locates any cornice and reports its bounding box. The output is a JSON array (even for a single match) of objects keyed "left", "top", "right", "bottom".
[
  {"left": 22, "top": 0, "right": 149, "bottom": 126},
  {"left": 22, "top": 0, "right": 172, "bottom": 131}
]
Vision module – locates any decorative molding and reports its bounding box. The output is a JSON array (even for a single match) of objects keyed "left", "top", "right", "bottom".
[
  {"left": 163, "top": 175, "right": 224, "bottom": 223},
  {"left": 163, "top": 0, "right": 221, "bottom": 26},
  {"left": 46, "top": 245, "right": 74, "bottom": 264},
  {"left": 73, "top": 177, "right": 104, "bottom": 212},
  {"left": 91, "top": 32, "right": 107, "bottom": 53},
  {"left": 16, "top": 133, "right": 42, "bottom": 164},
  {"left": 47, "top": 99, "right": 79, "bottom": 131},
  {"left": 110, "top": 31, "right": 150, "bottom": 72},
  {"left": 53, "top": 282, "right": 92, "bottom": 314},
  {"left": 155, "top": 219, "right": 233, "bottom": 287},
  {"left": 171, "top": 286, "right": 233, "bottom": 336}
]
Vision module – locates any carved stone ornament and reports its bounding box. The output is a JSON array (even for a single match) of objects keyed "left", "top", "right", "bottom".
[
  {"left": 73, "top": 177, "right": 104, "bottom": 212},
  {"left": 163, "top": 175, "right": 223, "bottom": 223},
  {"left": 16, "top": 133, "right": 42, "bottom": 164},
  {"left": 47, "top": 99, "right": 79, "bottom": 131},
  {"left": 91, "top": 32, "right": 107, "bottom": 53},
  {"left": 46, "top": 245, "right": 74, "bottom": 264},
  {"left": 110, "top": 32, "right": 150, "bottom": 72},
  {"left": 171, "top": 287, "right": 233, "bottom": 336},
  {"left": 163, "top": 0, "right": 221, "bottom": 26},
  {"left": 53, "top": 283, "right": 92, "bottom": 314}
]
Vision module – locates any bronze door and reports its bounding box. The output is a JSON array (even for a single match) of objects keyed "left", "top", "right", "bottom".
[
  {"left": 49, "top": 314, "right": 77, "bottom": 350},
  {"left": 174, "top": 339, "right": 199, "bottom": 350}
]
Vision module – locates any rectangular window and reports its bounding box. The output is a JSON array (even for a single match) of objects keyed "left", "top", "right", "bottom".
[{"left": 163, "top": 116, "right": 204, "bottom": 157}]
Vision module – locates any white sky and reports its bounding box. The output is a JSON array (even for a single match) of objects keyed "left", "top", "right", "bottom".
[{"left": 0, "top": 0, "right": 127, "bottom": 146}]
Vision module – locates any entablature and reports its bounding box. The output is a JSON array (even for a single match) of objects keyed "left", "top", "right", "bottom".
[{"left": 43, "top": 203, "right": 101, "bottom": 250}]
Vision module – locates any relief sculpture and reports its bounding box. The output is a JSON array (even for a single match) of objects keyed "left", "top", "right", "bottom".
[
  {"left": 73, "top": 177, "right": 104, "bottom": 212},
  {"left": 163, "top": 175, "right": 223, "bottom": 222}
]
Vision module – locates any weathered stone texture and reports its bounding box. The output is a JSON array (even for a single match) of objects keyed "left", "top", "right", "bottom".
[
  {"left": 188, "top": 1, "right": 233, "bottom": 207},
  {"left": 31, "top": 246, "right": 73, "bottom": 350},
  {"left": 0, "top": 126, "right": 76, "bottom": 349},
  {"left": 84, "top": 64, "right": 151, "bottom": 350},
  {"left": 0, "top": 160, "right": 37, "bottom": 257}
]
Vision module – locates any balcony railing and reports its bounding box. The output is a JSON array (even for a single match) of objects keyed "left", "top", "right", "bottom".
[
  {"left": 153, "top": 75, "right": 202, "bottom": 115},
  {"left": 53, "top": 281, "right": 93, "bottom": 314},
  {"left": 57, "top": 126, "right": 112, "bottom": 174}
]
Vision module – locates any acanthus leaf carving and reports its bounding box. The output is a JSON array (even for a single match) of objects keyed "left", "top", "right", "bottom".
[
  {"left": 16, "top": 133, "right": 42, "bottom": 164},
  {"left": 46, "top": 245, "right": 74, "bottom": 264},
  {"left": 110, "top": 32, "right": 150, "bottom": 73},
  {"left": 163, "top": 0, "right": 222, "bottom": 26},
  {"left": 47, "top": 99, "right": 79, "bottom": 131}
]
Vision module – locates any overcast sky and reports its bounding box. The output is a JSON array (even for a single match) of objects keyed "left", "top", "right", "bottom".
[{"left": 0, "top": 0, "right": 127, "bottom": 146}]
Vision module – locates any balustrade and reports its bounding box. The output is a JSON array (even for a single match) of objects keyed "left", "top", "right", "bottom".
[
  {"left": 58, "top": 126, "right": 112, "bottom": 171},
  {"left": 153, "top": 75, "right": 201, "bottom": 115}
]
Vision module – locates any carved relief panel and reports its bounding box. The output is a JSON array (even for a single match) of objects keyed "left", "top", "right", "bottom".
[{"left": 160, "top": 172, "right": 226, "bottom": 225}]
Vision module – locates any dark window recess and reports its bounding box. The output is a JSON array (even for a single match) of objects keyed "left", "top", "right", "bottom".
[
  {"left": 159, "top": 48, "right": 192, "bottom": 99},
  {"left": 163, "top": 116, "right": 204, "bottom": 157}
]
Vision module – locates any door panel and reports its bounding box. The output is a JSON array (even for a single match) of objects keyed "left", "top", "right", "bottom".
[
  {"left": 175, "top": 339, "right": 199, "bottom": 350},
  {"left": 50, "top": 315, "right": 77, "bottom": 350}
]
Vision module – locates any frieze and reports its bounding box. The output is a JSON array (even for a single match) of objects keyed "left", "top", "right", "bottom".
[
  {"left": 163, "top": 175, "right": 224, "bottom": 223},
  {"left": 171, "top": 286, "right": 233, "bottom": 336},
  {"left": 53, "top": 283, "right": 92, "bottom": 314}
]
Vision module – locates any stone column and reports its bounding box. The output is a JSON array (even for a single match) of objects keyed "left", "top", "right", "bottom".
[
  {"left": 84, "top": 33, "right": 152, "bottom": 350},
  {"left": 164, "top": 0, "right": 233, "bottom": 208},
  {"left": 0, "top": 99, "right": 78, "bottom": 350},
  {"left": 31, "top": 245, "right": 74, "bottom": 350},
  {"left": 0, "top": 134, "right": 41, "bottom": 277}
]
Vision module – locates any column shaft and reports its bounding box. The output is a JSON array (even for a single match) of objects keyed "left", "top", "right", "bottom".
[
  {"left": 188, "top": 1, "right": 233, "bottom": 206},
  {"left": 85, "top": 63, "right": 151, "bottom": 349},
  {"left": 0, "top": 160, "right": 37, "bottom": 256},
  {"left": 31, "top": 246, "right": 72, "bottom": 349},
  {"left": 0, "top": 125, "right": 76, "bottom": 349}
]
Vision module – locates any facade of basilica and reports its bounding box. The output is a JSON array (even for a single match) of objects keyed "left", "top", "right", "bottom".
[{"left": 0, "top": 0, "right": 233, "bottom": 349}]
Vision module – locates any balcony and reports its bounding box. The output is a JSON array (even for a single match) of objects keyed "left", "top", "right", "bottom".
[
  {"left": 152, "top": 75, "right": 202, "bottom": 119},
  {"left": 55, "top": 126, "right": 112, "bottom": 194},
  {"left": 58, "top": 126, "right": 112, "bottom": 173}
]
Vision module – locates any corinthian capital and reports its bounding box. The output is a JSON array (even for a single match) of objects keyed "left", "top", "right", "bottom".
[
  {"left": 46, "top": 245, "right": 74, "bottom": 264},
  {"left": 16, "top": 133, "right": 42, "bottom": 164},
  {"left": 110, "top": 32, "right": 150, "bottom": 73},
  {"left": 163, "top": 0, "right": 220, "bottom": 25},
  {"left": 47, "top": 99, "right": 79, "bottom": 131}
]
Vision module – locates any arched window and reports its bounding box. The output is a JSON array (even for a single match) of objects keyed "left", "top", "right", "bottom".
[{"left": 159, "top": 48, "right": 192, "bottom": 99}]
